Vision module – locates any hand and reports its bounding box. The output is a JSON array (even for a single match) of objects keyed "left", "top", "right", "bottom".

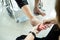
[
  {"left": 32, "top": 23, "right": 52, "bottom": 34},
  {"left": 43, "top": 19, "right": 52, "bottom": 24},
  {"left": 37, "top": 23, "right": 52, "bottom": 31},
  {"left": 43, "top": 18, "right": 56, "bottom": 24},
  {"left": 32, "top": 24, "right": 41, "bottom": 34}
]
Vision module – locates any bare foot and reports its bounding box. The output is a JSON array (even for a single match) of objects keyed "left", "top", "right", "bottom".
[
  {"left": 30, "top": 17, "right": 41, "bottom": 26},
  {"left": 34, "top": 7, "right": 46, "bottom": 16}
]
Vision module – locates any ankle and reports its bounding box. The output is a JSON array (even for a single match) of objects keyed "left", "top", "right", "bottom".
[
  {"left": 34, "top": 7, "right": 38, "bottom": 9},
  {"left": 30, "top": 17, "right": 37, "bottom": 21},
  {"left": 34, "top": 6, "right": 39, "bottom": 9},
  {"left": 29, "top": 16, "right": 36, "bottom": 20}
]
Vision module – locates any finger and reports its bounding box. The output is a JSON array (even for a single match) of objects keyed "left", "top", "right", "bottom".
[
  {"left": 38, "top": 24, "right": 46, "bottom": 30},
  {"left": 37, "top": 24, "right": 42, "bottom": 31}
]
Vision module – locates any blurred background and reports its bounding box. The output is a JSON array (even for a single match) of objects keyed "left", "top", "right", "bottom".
[{"left": 0, "top": 0, "right": 56, "bottom": 40}]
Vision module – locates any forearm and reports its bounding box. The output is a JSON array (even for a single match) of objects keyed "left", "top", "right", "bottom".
[
  {"left": 24, "top": 33, "right": 34, "bottom": 40},
  {"left": 24, "top": 28, "right": 39, "bottom": 40}
]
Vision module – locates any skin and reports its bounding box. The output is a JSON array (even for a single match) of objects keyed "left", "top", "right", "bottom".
[{"left": 34, "top": 0, "right": 46, "bottom": 16}]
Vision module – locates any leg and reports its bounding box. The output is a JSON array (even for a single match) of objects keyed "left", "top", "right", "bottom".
[
  {"left": 34, "top": 0, "right": 45, "bottom": 16},
  {"left": 15, "top": 0, "right": 41, "bottom": 26},
  {"left": 22, "top": 5, "right": 41, "bottom": 26}
]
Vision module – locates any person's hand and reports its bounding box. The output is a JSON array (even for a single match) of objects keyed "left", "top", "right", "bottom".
[
  {"left": 31, "top": 24, "right": 41, "bottom": 34},
  {"left": 43, "top": 18, "right": 56, "bottom": 25},
  {"left": 37, "top": 23, "right": 52, "bottom": 31},
  {"left": 43, "top": 19, "right": 52, "bottom": 24},
  {"left": 32, "top": 23, "right": 52, "bottom": 34}
]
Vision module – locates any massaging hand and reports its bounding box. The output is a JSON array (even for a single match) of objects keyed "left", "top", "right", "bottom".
[
  {"left": 32, "top": 23, "right": 52, "bottom": 34},
  {"left": 37, "top": 23, "right": 52, "bottom": 31}
]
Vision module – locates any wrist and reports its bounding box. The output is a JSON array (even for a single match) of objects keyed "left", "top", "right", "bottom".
[
  {"left": 29, "top": 31, "right": 36, "bottom": 38},
  {"left": 32, "top": 30, "right": 39, "bottom": 34}
]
